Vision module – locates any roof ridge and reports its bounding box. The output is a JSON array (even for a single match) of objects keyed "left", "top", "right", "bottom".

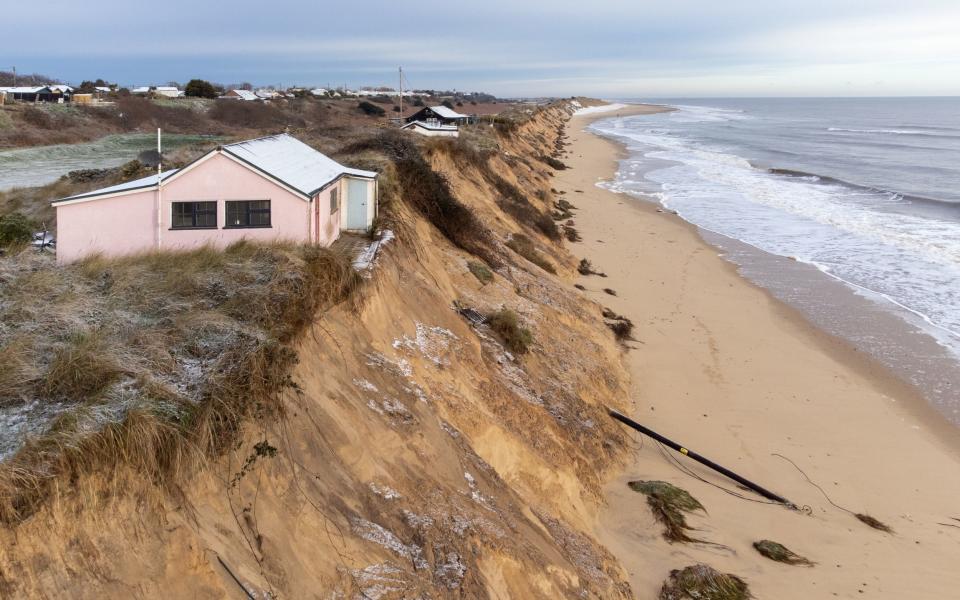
[{"left": 222, "top": 132, "right": 293, "bottom": 147}]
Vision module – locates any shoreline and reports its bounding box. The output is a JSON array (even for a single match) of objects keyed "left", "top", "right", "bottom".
[{"left": 559, "top": 104, "right": 960, "bottom": 598}]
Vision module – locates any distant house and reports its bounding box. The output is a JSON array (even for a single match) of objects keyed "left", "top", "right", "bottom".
[
  {"left": 131, "top": 86, "right": 152, "bottom": 95},
  {"left": 0, "top": 86, "right": 71, "bottom": 103},
  {"left": 255, "top": 89, "right": 280, "bottom": 100},
  {"left": 222, "top": 89, "right": 260, "bottom": 101},
  {"left": 405, "top": 105, "right": 470, "bottom": 126},
  {"left": 52, "top": 134, "right": 379, "bottom": 263},
  {"left": 154, "top": 86, "right": 183, "bottom": 98},
  {"left": 401, "top": 120, "right": 459, "bottom": 138},
  {"left": 310, "top": 88, "right": 328, "bottom": 96}
]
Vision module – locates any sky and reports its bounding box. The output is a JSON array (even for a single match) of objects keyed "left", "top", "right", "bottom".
[{"left": 6, "top": 0, "right": 960, "bottom": 97}]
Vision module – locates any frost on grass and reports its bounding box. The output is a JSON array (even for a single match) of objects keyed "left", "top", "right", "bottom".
[
  {"left": 351, "top": 518, "right": 429, "bottom": 570},
  {"left": 433, "top": 551, "right": 467, "bottom": 590}
]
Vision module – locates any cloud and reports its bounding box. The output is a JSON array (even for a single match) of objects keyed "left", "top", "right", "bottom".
[{"left": 6, "top": 0, "right": 959, "bottom": 95}]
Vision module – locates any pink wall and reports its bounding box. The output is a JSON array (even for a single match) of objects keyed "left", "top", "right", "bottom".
[{"left": 56, "top": 152, "right": 343, "bottom": 263}]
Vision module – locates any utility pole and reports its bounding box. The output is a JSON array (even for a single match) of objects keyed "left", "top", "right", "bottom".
[
  {"left": 398, "top": 66, "right": 403, "bottom": 120},
  {"left": 11, "top": 66, "right": 15, "bottom": 87},
  {"left": 156, "top": 128, "right": 163, "bottom": 250}
]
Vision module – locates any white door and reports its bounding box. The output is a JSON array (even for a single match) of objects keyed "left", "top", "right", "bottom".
[{"left": 347, "top": 179, "right": 369, "bottom": 230}]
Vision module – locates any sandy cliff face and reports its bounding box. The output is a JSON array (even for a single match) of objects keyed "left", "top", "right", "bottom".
[{"left": 0, "top": 104, "right": 638, "bottom": 598}]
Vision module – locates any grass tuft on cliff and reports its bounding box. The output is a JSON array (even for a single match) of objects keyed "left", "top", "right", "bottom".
[
  {"left": 659, "top": 564, "right": 751, "bottom": 600},
  {"left": 506, "top": 234, "right": 556, "bottom": 274},
  {"left": 0, "top": 241, "right": 359, "bottom": 522},
  {"left": 629, "top": 480, "right": 704, "bottom": 543},
  {"left": 487, "top": 309, "right": 533, "bottom": 354}
]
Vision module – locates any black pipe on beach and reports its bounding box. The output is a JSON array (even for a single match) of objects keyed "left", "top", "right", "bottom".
[{"left": 608, "top": 409, "right": 795, "bottom": 508}]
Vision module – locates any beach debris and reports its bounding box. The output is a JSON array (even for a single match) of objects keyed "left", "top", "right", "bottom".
[
  {"left": 855, "top": 513, "right": 893, "bottom": 533},
  {"left": 603, "top": 288, "right": 617, "bottom": 296},
  {"left": 574, "top": 284, "right": 586, "bottom": 291},
  {"left": 577, "top": 258, "right": 607, "bottom": 277},
  {"left": 563, "top": 224, "right": 582, "bottom": 243},
  {"left": 659, "top": 564, "right": 752, "bottom": 600},
  {"left": 629, "top": 480, "right": 704, "bottom": 543},
  {"left": 752, "top": 540, "right": 814, "bottom": 566},
  {"left": 610, "top": 410, "right": 795, "bottom": 507},
  {"left": 455, "top": 304, "right": 488, "bottom": 327}
]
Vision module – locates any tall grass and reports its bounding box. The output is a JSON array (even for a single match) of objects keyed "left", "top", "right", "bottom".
[{"left": 0, "top": 241, "right": 359, "bottom": 522}]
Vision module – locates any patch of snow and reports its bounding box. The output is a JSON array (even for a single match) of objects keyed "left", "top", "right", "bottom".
[
  {"left": 369, "top": 483, "right": 402, "bottom": 500},
  {"left": 353, "top": 378, "right": 379, "bottom": 393},
  {"left": 353, "top": 229, "right": 395, "bottom": 272},
  {"left": 392, "top": 323, "right": 458, "bottom": 367},
  {"left": 351, "top": 518, "right": 428, "bottom": 570}
]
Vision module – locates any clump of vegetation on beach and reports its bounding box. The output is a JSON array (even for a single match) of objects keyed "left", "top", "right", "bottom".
[
  {"left": 603, "top": 287, "right": 617, "bottom": 296},
  {"left": 855, "top": 513, "right": 893, "bottom": 533},
  {"left": 753, "top": 540, "right": 814, "bottom": 566},
  {"left": 467, "top": 260, "right": 494, "bottom": 284},
  {"left": 577, "top": 258, "right": 606, "bottom": 277},
  {"left": 538, "top": 154, "right": 567, "bottom": 170},
  {"left": 553, "top": 198, "right": 576, "bottom": 220},
  {"left": 629, "top": 480, "right": 704, "bottom": 542},
  {"left": 487, "top": 308, "right": 533, "bottom": 354},
  {"left": 602, "top": 308, "right": 634, "bottom": 341},
  {"left": 659, "top": 564, "right": 752, "bottom": 600},
  {"left": 506, "top": 234, "right": 556, "bottom": 274}
]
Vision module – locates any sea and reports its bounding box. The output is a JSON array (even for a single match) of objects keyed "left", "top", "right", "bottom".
[{"left": 589, "top": 97, "right": 960, "bottom": 425}]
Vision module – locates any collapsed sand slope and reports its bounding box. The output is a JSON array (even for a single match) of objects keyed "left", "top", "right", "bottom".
[
  {"left": 0, "top": 103, "right": 640, "bottom": 598},
  {"left": 560, "top": 107, "right": 960, "bottom": 599}
]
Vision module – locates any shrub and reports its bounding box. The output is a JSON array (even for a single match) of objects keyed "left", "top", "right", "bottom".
[
  {"left": 506, "top": 234, "right": 556, "bottom": 274},
  {"left": 442, "top": 100, "right": 455, "bottom": 110},
  {"left": 629, "top": 480, "right": 705, "bottom": 543},
  {"left": 0, "top": 212, "right": 34, "bottom": 248},
  {"left": 358, "top": 101, "right": 386, "bottom": 116},
  {"left": 487, "top": 309, "right": 533, "bottom": 354},
  {"left": 602, "top": 308, "right": 634, "bottom": 341},
  {"left": 209, "top": 100, "right": 293, "bottom": 128},
  {"left": 21, "top": 107, "right": 54, "bottom": 129},
  {"left": 467, "top": 260, "right": 493, "bottom": 284},
  {"left": 184, "top": 79, "right": 217, "bottom": 98}
]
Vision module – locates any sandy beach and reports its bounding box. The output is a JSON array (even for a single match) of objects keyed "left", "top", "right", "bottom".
[{"left": 561, "top": 105, "right": 960, "bottom": 599}]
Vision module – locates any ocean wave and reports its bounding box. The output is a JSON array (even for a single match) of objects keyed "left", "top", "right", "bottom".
[{"left": 827, "top": 127, "right": 958, "bottom": 138}]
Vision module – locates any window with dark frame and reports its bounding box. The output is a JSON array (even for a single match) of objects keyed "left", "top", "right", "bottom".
[
  {"left": 171, "top": 201, "right": 217, "bottom": 229},
  {"left": 225, "top": 200, "right": 271, "bottom": 228},
  {"left": 330, "top": 188, "right": 339, "bottom": 213}
]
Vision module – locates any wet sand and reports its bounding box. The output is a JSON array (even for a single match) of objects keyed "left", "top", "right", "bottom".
[{"left": 560, "top": 104, "right": 960, "bottom": 599}]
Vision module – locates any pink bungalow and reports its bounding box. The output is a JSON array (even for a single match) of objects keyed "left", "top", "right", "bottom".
[{"left": 52, "top": 134, "right": 378, "bottom": 263}]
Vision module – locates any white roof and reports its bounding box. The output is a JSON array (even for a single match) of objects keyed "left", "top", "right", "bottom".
[
  {"left": 54, "top": 134, "right": 376, "bottom": 205},
  {"left": 310, "top": 88, "right": 328, "bottom": 95},
  {"left": 221, "top": 134, "right": 376, "bottom": 196},
  {"left": 155, "top": 86, "right": 179, "bottom": 92},
  {"left": 402, "top": 120, "right": 458, "bottom": 131},
  {"left": 427, "top": 105, "right": 468, "bottom": 119},
  {"left": 95, "top": 86, "right": 112, "bottom": 92},
  {"left": 229, "top": 89, "right": 259, "bottom": 101},
  {"left": 57, "top": 170, "right": 179, "bottom": 202},
  {"left": 0, "top": 86, "right": 51, "bottom": 93},
  {"left": 131, "top": 86, "right": 151, "bottom": 93},
  {"left": 49, "top": 85, "right": 73, "bottom": 92}
]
